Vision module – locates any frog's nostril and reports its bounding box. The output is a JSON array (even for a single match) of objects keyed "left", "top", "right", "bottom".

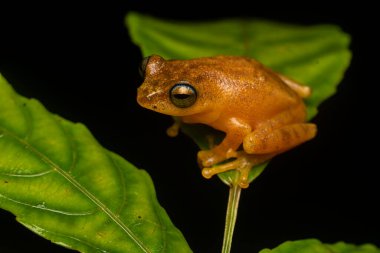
[{"left": 152, "top": 105, "right": 157, "bottom": 109}]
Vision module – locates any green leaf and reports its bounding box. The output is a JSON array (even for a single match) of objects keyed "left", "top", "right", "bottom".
[
  {"left": 259, "top": 239, "right": 380, "bottom": 253},
  {"left": 0, "top": 74, "right": 192, "bottom": 253},
  {"left": 327, "top": 241, "right": 380, "bottom": 253},
  {"left": 126, "top": 12, "right": 351, "bottom": 185}
]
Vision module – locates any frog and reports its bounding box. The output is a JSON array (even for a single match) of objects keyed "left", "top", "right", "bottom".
[{"left": 137, "top": 55, "right": 317, "bottom": 188}]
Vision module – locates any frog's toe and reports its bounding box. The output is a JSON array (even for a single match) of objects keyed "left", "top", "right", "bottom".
[
  {"left": 237, "top": 162, "right": 251, "bottom": 188},
  {"left": 200, "top": 156, "right": 244, "bottom": 180},
  {"left": 201, "top": 167, "right": 215, "bottom": 179},
  {"left": 226, "top": 148, "right": 238, "bottom": 159},
  {"left": 198, "top": 150, "right": 224, "bottom": 167},
  {"left": 200, "top": 156, "right": 252, "bottom": 188},
  {"left": 200, "top": 153, "right": 273, "bottom": 188}
]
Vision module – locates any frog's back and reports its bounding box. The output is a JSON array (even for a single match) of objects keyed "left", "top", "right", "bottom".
[{"left": 202, "top": 56, "right": 303, "bottom": 122}]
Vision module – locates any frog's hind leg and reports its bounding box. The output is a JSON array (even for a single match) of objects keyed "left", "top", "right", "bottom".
[
  {"left": 243, "top": 123, "right": 317, "bottom": 154},
  {"left": 202, "top": 153, "right": 272, "bottom": 188}
]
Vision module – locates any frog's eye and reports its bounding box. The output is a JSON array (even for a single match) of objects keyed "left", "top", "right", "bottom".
[
  {"left": 139, "top": 56, "right": 150, "bottom": 78},
  {"left": 170, "top": 83, "right": 197, "bottom": 108}
]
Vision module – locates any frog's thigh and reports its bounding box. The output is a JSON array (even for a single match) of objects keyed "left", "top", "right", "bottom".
[{"left": 243, "top": 123, "right": 317, "bottom": 154}]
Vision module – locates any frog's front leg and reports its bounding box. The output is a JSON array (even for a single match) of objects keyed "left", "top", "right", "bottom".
[
  {"left": 198, "top": 118, "right": 251, "bottom": 167},
  {"left": 166, "top": 117, "right": 182, "bottom": 137}
]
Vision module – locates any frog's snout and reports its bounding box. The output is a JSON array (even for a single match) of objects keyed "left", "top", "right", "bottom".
[
  {"left": 136, "top": 85, "right": 163, "bottom": 111},
  {"left": 136, "top": 87, "right": 149, "bottom": 108}
]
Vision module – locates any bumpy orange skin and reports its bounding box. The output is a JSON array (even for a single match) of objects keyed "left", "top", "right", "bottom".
[{"left": 137, "top": 55, "right": 316, "bottom": 187}]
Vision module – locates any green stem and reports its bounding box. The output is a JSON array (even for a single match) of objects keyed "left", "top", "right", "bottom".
[{"left": 221, "top": 183, "right": 242, "bottom": 253}]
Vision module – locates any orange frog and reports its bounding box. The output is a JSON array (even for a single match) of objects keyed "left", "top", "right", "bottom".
[{"left": 137, "top": 55, "right": 317, "bottom": 188}]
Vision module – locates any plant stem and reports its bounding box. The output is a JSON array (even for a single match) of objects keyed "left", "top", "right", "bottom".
[{"left": 221, "top": 183, "right": 242, "bottom": 253}]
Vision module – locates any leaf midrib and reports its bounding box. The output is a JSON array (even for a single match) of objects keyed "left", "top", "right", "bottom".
[{"left": 0, "top": 125, "right": 152, "bottom": 253}]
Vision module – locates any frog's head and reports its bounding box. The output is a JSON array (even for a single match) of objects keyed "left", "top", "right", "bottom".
[{"left": 137, "top": 55, "right": 223, "bottom": 117}]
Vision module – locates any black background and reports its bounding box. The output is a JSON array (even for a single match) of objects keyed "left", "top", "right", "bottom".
[{"left": 0, "top": 1, "right": 378, "bottom": 253}]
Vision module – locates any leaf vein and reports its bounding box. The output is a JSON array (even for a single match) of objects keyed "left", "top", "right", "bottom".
[
  {"left": 20, "top": 222, "right": 110, "bottom": 253},
  {"left": 108, "top": 151, "right": 127, "bottom": 216},
  {"left": 55, "top": 116, "right": 78, "bottom": 174},
  {"left": 0, "top": 169, "right": 53, "bottom": 178},
  {"left": 0, "top": 192, "right": 95, "bottom": 216},
  {"left": 0, "top": 126, "right": 152, "bottom": 253}
]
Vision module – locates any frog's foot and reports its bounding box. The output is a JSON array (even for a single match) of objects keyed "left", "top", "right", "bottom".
[
  {"left": 201, "top": 153, "right": 272, "bottom": 188},
  {"left": 166, "top": 118, "right": 181, "bottom": 137},
  {"left": 198, "top": 148, "right": 238, "bottom": 167}
]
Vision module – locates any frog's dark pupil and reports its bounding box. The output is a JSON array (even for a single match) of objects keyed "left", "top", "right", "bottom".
[{"left": 174, "top": 94, "right": 191, "bottom": 99}]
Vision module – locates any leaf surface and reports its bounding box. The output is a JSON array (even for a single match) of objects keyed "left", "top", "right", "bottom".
[
  {"left": 259, "top": 239, "right": 380, "bottom": 253},
  {"left": 0, "top": 74, "right": 192, "bottom": 253}
]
